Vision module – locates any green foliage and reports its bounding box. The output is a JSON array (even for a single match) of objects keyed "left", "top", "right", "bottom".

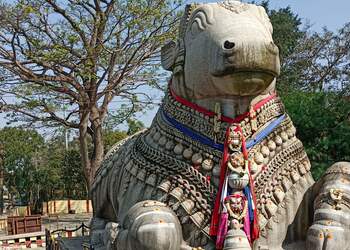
[
  {"left": 103, "top": 130, "right": 128, "bottom": 153},
  {"left": 40, "top": 136, "right": 88, "bottom": 201},
  {"left": 127, "top": 119, "right": 145, "bottom": 136},
  {"left": 103, "top": 118, "right": 144, "bottom": 152},
  {"left": 270, "top": 10, "right": 303, "bottom": 60},
  {"left": 61, "top": 149, "right": 87, "bottom": 199},
  {"left": 0, "top": 128, "right": 88, "bottom": 211},
  {"left": 0, "top": 0, "right": 182, "bottom": 128},
  {"left": 0, "top": 127, "right": 44, "bottom": 203},
  {"left": 261, "top": 1, "right": 303, "bottom": 59},
  {"left": 0, "top": 125, "right": 132, "bottom": 210},
  {"left": 283, "top": 91, "right": 350, "bottom": 180}
]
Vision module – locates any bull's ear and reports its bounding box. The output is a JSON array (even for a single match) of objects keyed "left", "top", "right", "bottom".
[{"left": 161, "top": 40, "right": 178, "bottom": 71}]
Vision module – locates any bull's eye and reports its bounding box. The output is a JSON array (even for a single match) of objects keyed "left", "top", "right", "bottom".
[{"left": 224, "top": 40, "right": 235, "bottom": 50}]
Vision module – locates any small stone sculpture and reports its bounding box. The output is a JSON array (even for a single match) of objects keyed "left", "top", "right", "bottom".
[{"left": 90, "top": 1, "right": 350, "bottom": 249}]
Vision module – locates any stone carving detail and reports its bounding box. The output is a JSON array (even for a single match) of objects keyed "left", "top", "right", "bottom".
[{"left": 90, "top": 1, "right": 350, "bottom": 250}]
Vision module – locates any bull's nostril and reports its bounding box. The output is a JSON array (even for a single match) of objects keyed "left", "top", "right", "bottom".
[{"left": 224, "top": 40, "right": 235, "bottom": 50}]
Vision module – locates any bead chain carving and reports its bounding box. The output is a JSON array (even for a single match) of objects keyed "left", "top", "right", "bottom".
[
  {"left": 91, "top": 136, "right": 140, "bottom": 191},
  {"left": 154, "top": 111, "right": 222, "bottom": 160},
  {"left": 136, "top": 135, "right": 215, "bottom": 197},
  {"left": 254, "top": 139, "right": 305, "bottom": 192}
]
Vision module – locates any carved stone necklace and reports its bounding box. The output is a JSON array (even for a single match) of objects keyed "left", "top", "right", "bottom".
[{"left": 132, "top": 84, "right": 309, "bottom": 247}]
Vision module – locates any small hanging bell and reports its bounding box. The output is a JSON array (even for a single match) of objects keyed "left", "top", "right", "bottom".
[
  {"left": 158, "top": 180, "right": 172, "bottom": 192},
  {"left": 169, "top": 187, "right": 184, "bottom": 200},
  {"left": 190, "top": 211, "right": 205, "bottom": 228}
]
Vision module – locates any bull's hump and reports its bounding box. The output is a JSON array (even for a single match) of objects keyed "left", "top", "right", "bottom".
[{"left": 91, "top": 129, "right": 147, "bottom": 194}]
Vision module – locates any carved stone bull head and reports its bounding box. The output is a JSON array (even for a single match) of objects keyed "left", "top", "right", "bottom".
[{"left": 161, "top": 1, "right": 280, "bottom": 107}]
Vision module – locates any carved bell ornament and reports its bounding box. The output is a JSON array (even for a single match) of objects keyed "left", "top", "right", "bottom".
[
  {"left": 228, "top": 127, "right": 242, "bottom": 151},
  {"left": 254, "top": 152, "right": 264, "bottom": 165},
  {"left": 223, "top": 228, "right": 251, "bottom": 250},
  {"left": 158, "top": 180, "right": 172, "bottom": 192},
  {"left": 202, "top": 158, "right": 214, "bottom": 171},
  {"left": 267, "top": 140, "right": 277, "bottom": 151},
  {"left": 169, "top": 187, "right": 184, "bottom": 200},
  {"left": 183, "top": 147, "right": 193, "bottom": 159},
  {"left": 273, "top": 187, "right": 285, "bottom": 203},
  {"left": 174, "top": 143, "right": 184, "bottom": 155},
  {"left": 228, "top": 153, "right": 245, "bottom": 171},
  {"left": 329, "top": 188, "right": 344, "bottom": 210},
  {"left": 227, "top": 172, "right": 249, "bottom": 189},
  {"left": 265, "top": 200, "right": 278, "bottom": 217},
  {"left": 261, "top": 145, "right": 270, "bottom": 157},
  {"left": 190, "top": 211, "right": 205, "bottom": 228},
  {"left": 274, "top": 135, "right": 283, "bottom": 146},
  {"left": 250, "top": 160, "right": 258, "bottom": 174},
  {"left": 180, "top": 199, "right": 195, "bottom": 214}
]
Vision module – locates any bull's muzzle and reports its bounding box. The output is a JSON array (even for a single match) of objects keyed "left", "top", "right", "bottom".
[{"left": 218, "top": 39, "right": 280, "bottom": 77}]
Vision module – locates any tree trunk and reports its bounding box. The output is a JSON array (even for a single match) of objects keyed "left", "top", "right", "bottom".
[
  {"left": 79, "top": 114, "right": 93, "bottom": 189},
  {"left": 79, "top": 107, "right": 105, "bottom": 190},
  {"left": 90, "top": 106, "right": 105, "bottom": 186}
]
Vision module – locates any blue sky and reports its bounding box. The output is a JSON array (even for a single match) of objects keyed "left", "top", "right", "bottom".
[{"left": 254, "top": 0, "right": 349, "bottom": 31}]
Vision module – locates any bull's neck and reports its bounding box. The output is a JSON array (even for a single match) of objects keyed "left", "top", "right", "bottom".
[
  {"left": 193, "top": 97, "right": 256, "bottom": 118},
  {"left": 171, "top": 78, "right": 276, "bottom": 118}
]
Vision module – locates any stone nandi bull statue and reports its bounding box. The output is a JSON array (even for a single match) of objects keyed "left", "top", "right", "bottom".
[{"left": 90, "top": 1, "right": 350, "bottom": 249}]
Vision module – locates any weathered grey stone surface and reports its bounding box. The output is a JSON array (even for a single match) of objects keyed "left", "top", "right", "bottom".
[{"left": 90, "top": 1, "right": 350, "bottom": 249}]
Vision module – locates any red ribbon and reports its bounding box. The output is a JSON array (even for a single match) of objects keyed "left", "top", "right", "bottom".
[
  {"left": 169, "top": 82, "right": 276, "bottom": 124},
  {"left": 210, "top": 126, "right": 232, "bottom": 236},
  {"left": 237, "top": 126, "right": 260, "bottom": 241}
]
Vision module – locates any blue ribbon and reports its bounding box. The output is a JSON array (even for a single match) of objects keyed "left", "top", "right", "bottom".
[
  {"left": 162, "top": 111, "right": 224, "bottom": 151},
  {"left": 162, "top": 109, "right": 286, "bottom": 152},
  {"left": 246, "top": 114, "right": 286, "bottom": 149},
  {"left": 243, "top": 186, "right": 254, "bottom": 222}
]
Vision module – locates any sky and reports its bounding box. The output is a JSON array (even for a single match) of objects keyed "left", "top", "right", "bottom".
[
  {"left": 1, "top": 0, "right": 349, "bottom": 131},
  {"left": 249, "top": 0, "right": 349, "bottom": 32}
]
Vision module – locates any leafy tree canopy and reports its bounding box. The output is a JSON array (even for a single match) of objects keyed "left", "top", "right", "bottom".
[
  {"left": 0, "top": 0, "right": 183, "bottom": 187},
  {"left": 283, "top": 91, "right": 350, "bottom": 179}
]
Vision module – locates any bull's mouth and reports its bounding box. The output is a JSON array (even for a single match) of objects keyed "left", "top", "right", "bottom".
[
  {"left": 212, "top": 66, "right": 279, "bottom": 78},
  {"left": 233, "top": 68, "right": 278, "bottom": 77},
  {"left": 231, "top": 69, "right": 277, "bottom": 87},
  {"left": 210, "top": 69, "right": 277, "bottom": 96}
]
